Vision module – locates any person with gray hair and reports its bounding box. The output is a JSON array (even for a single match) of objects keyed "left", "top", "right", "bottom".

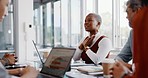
[
  {"left": 115, "top": 0, "right": 141, "bottom": 70},
  {"left": 110, "top": 0, "right": 148, "bottom": 77},
  {"left": 115, "top": 0, "right": 141, "bottom": 62},
  {"left": 73, "top": 13, "right": 112, "bottom": 65}
]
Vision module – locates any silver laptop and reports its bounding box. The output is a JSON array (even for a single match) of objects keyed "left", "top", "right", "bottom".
[{"left": 37, "top": 47, "right": 75, "bottom": 78}]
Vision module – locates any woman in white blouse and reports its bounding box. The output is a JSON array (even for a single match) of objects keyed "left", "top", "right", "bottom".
[{"left": 73, "top": 13, "right": 112, "bottom": 65}]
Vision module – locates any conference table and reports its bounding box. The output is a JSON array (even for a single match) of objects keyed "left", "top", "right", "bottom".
[
  {"left": 64, "top": 61, "right": 104, "bottom": 78},
  {"left": 65, "top": 69, "right": 103, "bottom": 78}
]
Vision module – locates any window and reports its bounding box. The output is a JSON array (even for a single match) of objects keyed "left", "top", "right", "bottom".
[
  {"left": 34, "top": 6, "right": 43, "bottom": 46},
  {"left": 120, "top": 0, "right": 131, "bottom": 47},
  {"left": 54, "top": 1, "right": 61, "bottom": 46},
  {"left": 86, "top": 0, "right": 95, "bottom": 14},
  {"left": 71, "top": 0, "right": 81, "bottom": 47},
  {"left": 46, "top": 3, "right": 52, "bottom": 46},
  {"left": 61, "top": 0, "right": 69, "bottom": 47},
  {"left": 34, "top": 0, "right": 130, "bottom": 50},
  {"left": 98, "top": 0, "right": 113, "bottom": 47}
]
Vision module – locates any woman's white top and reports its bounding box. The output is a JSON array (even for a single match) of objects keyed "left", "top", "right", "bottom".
[{"left": 73, "top": 32, "right": 112, "bottom": 64}]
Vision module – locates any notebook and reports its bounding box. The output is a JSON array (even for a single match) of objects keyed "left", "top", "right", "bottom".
[
  {"left": 37, "top": 47, "right": 76, "bottom": 78},
  {"left": 77, "top": 65, "right": 103, "bottom": 73}
]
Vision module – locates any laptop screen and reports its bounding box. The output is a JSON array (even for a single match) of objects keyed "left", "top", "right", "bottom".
[{"left": 40, "top": 47, "right": 75, "bottom": 78}]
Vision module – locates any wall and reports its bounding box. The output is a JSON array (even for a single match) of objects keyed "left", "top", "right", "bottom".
[{"left": 13, "top": 0, "right": 35, "bottom": 63}]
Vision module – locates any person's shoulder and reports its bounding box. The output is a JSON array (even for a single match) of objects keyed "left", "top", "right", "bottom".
[
  {"left": 95, "top": 33, "right": 110, "bottom": 41},
  {"left": 98, "top": 36, "right": 112, "bottom": 47},
  {"left": 99, "top": 35, "right": 111, "bottom": 43},
  {"left": 101, "top": 37, "right": 111, "bottom": 41},
  {"left": 99, "top": 35, "right": 110, "bottom": 40}
]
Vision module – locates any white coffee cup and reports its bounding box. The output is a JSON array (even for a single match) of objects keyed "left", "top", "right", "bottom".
[{"left": 102, "top": 59, "right": 115, "bottom": 78}]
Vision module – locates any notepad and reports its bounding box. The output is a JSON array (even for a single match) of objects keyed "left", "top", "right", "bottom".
[
  {"left": 66, "top": 71, "right": 97, "bottom": 78},
  {"left": 77, "top": 65, "right": 103, "bottom": 74}
]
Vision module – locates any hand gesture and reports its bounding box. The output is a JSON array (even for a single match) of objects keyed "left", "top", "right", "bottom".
[
  {"left": 3, "top": 53, "right": 17, "bottom": 65},
  {"left": 110, "top": 61, "right": 132, "bottom": 78},
  {"left": 79, "top": 35, "right": 95, "bottom": 51},
  {"left": 82, "top": 35, "right": 95, "bottom": 47},
  {"left": 21, "top": 66, "right": 39, "bottom": 78},
  {"left": 79, "top": 36, "right": 90, "bottom": 50}
]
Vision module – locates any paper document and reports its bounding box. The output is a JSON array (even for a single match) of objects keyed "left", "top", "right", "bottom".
[
  {"left": 77, "top": 65, "right": 103, "bottom": 73},
  {"left": 66, "top": 70, "right": 97, "bottom": 78}
]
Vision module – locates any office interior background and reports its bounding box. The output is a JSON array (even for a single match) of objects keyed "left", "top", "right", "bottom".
[{"left": 0, "top": 0, "right": 131, "bottom": 63}]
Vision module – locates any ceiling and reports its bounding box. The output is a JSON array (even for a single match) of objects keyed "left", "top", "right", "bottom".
[
  {"left": 34, "top": 0, "right": 59, "bottom": 9},
  {"left": 11, "top": 0, "right": 59, "bottom": 9},
  {"left": 34, "top": 0, "right": 59, "bottom": 4}
]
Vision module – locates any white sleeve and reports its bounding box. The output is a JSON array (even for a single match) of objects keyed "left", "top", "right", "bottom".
[
  {"left": 73, "top": 47, "right": 83, "bottom": 61},
  {"left": 86, "top": 38, "right": 112, "bottom": 64},
  {"left": 73, "top": 38, "right": 85, "bottom": 61}
]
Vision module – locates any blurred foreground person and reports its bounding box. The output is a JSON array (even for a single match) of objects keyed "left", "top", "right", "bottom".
[
  {"left": 111, "top": 0, "right": 148, "bottom": 78},
  {"left": 0, "top": 0, "right": 38, "bottom": 78}
]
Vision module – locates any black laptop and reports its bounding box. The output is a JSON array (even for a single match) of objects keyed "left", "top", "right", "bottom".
[{"left": 37, "top": 47, "right": 75, "bottom": 78}]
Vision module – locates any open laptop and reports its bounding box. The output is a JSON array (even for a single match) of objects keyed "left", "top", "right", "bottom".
[{"left": 36, "top": 47, "right": 76, "bottom": 78}]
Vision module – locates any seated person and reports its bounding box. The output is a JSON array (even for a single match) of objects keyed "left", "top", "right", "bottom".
[
  {"left": 0, "top": 0, "right": 38, "bottom": 77},
  {"left": 115, "top": 0, "right": 141, "bottom": 70},
  {"left": 115, "top": 30, "right": 132, "bottom": 63},
  {"left": 73, "top": 13, "right": 112, "bottom": 65},
  {"left": 110, "top": 0, "right": 147, "bottom": 78}
]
